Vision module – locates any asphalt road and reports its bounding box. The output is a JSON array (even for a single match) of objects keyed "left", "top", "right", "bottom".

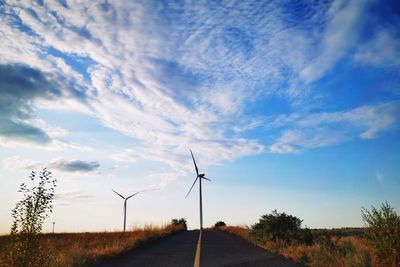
[{"left": 92, "top": 230, "right": 302, "bottom": 267}]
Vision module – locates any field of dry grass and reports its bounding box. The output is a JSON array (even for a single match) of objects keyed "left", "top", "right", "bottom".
[
  {"left": 220, "top": 226, "right": 385, "bottom": 267},
  {"left": 0, "top": 224, "right": 185, "bottom": 267}
]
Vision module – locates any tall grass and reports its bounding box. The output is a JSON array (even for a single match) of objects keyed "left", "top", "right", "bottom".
[
  {"left": 221, "top": 226, "right": 381, "bottom": 267},
  {"left": 0, "top": 224, "right": 185, "bottom": 267}
]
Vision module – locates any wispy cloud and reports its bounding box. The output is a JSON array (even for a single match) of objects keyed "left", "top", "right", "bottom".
[
  {"left": 2, "top": 155, "right": 41, "bottom": 171},
  {"left": 0, "top": 0, "right": 398, "bottom": 180},
  {"left": 48, "top": 159, "right": 100, "bottom": 173},
  {"left": 3, "top": 156, "right": 100, "bottom": 173},
  {"left": 299, "top": 0, "right": 369, "bottom": 83},
  {"left": 269, "top": 101, "right": 399, "bottom": 153},
  {"left": 54, "top": 191, "right": 93, "bottom": 206},
  {"left": 354, "top": 27, "right": 400, "bottom": 67}
]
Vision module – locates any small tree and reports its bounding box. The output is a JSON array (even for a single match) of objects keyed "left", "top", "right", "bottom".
[
  {"left": 362, "top": 201, "right": 400, "bottom": 266},
  {"left": 251, "top": 210, "right": 307, "bottom": 245},
  {"left": 214, "top": 221, "right": 226, "bottom": 228},
  {"left": 10, "top": 168, "right": 57, "bottom": 266},
  {"left": 171, "top": 218, "right": 187, "bottom": 230}
]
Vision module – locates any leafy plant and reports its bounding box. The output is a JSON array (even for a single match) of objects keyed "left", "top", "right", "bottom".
[
  {"left": 171, "top": 218, "right": 187, "bottom": 230},
  {"left": 362, "top": 201, "right": 400, "bottom": 266},
  {"left": 251, "top": 209, "right": 311, "bottom": 245},
  {"left": 9, "top": 168, "right": 57, "bottom": 266},
  {"left": 214, "top": 221, "right": 226, "bottom": 228}
]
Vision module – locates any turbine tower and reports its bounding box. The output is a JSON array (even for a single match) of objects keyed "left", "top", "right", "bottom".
[
  {"left": 186, "top": 149, "right": 211, "bottom": 231},
  {"left": 112, "top": 189, "right": 139, "bottom": 232}
]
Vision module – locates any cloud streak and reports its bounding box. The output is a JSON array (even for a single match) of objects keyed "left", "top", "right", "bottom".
[
  {"left": 3, "top": 156, "right": 100, "bottom": 173},
  {"left": 269, "top": 101, "right": 400, "bottom": 153},
  {"left": 48, "top": 159, "right": 100, "bottom": 173},
  {"left": 0, "top": 0, "right": 398, "bottom": 177}
]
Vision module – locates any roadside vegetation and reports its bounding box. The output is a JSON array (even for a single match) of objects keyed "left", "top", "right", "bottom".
[
  {"left": 0, "top": 169, "right": 187, "bottom": 266},
  {"left": 221, "top": 202, "right": 399, "bottom": 267},
  {"left": 171, "top": 218, "right": 188, "bottom": 230},
  {"left": 0, "top": 224, "right": 185, "bottom": 266},
  {"left": 214, "top": 221, "right": 227, "bottom": 228}
]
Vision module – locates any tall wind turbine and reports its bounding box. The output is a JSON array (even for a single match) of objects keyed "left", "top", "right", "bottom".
[
  {"left": 186, "top": 150, "right": 211, "bottom": 231},
  {"left": 112, "top": 189, "right": 139, "bottom": 232}
]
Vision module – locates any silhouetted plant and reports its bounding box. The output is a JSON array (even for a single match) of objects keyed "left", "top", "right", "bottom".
[
  {"left": 9, "top": 168, "right": 56, "bottom": 266},
  {"left": 250, "top": 209, "right": 312, "bottom": 245},
  {"left": 362, "top": 201, "right": 400, "bottom": 266},
  {"left": 298, "top": 227, "right": 313, "bottom": 246},
  {"left": 171, "top": 218, "right": 187, "bottom": 230},
  {"left": 214, "top": 221, "right": 226, "bottom": 228}
]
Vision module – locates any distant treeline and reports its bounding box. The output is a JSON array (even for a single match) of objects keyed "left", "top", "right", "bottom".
[{"left": 310, "top": 227, "right": 366, "bottom": 238}]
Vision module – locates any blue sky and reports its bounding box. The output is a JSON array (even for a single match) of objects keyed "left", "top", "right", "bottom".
[{"left": 0, "top": 0, "right": 399, "bottom": 233}]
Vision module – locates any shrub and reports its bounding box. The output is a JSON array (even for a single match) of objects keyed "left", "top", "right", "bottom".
[
  {"left": 214, "top": 221, "right": 226, "bottom": 228},
  {"left": 251, "top": 209, "right": 312, "bottom": 245},
  {"left": 9, "top": 168, "right": 57, "bottom": 266},
  {"left": 171, "top": 218, "right": 187, "bottom": 230},
  {"left": 362, "top": 201, "right": 400, "bottom": 266}
]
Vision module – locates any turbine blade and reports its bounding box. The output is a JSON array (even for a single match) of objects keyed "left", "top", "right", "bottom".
[
  {"left": 202, "top": 177, "right": 211, "bottom": 181},
  {"left": 126, "top": 192, "right": 139, "bottom": 200},
  {"left": 185, "top": 176, "right": 199, "bottom": 199},
  {"left": 112, "top": 189, "right": 125, "bottom": 199},
  {"left": 190, "top": 149, "right": 199, "bottom": 176}
]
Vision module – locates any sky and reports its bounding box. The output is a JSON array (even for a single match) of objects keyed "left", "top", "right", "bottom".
[{"left": 0, "top": 0, "right": 399, "bottom": 234}]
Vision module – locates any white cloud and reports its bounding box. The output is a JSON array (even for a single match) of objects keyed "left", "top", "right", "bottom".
[
  {"left": 354, "top": 28, "right": 400, "bottom": 67},
  {"left": 144, "top": 171, "right": 180, "bottom": 190},
  {"left": 2, "top": 155, "right": 41, "bottom": 171},
  {"left": 299, "top": 0, "right": 369, "bottom": 83},
  {"left": 0, "top": 136, "right": 92, "bottom": 152},
  {"left": 269, "top": 101, "right": 399, "bottom": 153},
  {"left": 0, "top": 0, "right": 397, "bottom": 183}
]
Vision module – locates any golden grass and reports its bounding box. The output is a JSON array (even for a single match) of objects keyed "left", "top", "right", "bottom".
[
  {"left": 220, "top": 226, "right": 384, "bottom": 267},
  {"left": 0, "top": 224, "right": 185, "bottom": 267}
]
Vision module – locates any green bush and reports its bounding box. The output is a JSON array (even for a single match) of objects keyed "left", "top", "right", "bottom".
[
  {"left": 362, "top": 201, "right": 400, "bottom": 266},
  {"left": 251, "top": 209, "right": 312, "bottom": 245},
  {"left": 214, "top": 221, "right": 226, "bottom": 228}
]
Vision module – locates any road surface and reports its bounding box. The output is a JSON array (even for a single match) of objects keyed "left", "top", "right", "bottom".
[{"left": 92, "top": 230, "right": 302, "bottom": 267}]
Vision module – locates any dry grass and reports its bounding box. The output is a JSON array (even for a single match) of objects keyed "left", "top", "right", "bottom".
[
  {"left": 0, "top": 224, "right": 185, "bottom": 267},
  {"left": 221, "top": 226, "right": 385, "bottom": 267}
]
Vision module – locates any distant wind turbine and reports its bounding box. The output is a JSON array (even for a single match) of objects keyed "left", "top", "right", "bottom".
[
  {"left": 186, "top": 149, "right": 211, "bottom": 231},
  {"left": 112, "top": 189, "right": 139, "bottom": 232}
]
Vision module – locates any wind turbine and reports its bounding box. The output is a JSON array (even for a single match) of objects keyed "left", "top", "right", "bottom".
[
  {"left": 186, "top": 150, "right": 211, "bottom": 231},
  {"left": 112, "top": 189, "right": 139, "bottom": 232}
]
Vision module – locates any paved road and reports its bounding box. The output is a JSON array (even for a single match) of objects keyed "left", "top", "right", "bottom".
[
  {"left": 201, "top": 230, "right": 302, "bottom": 267},
  {"left": 92, "top": 230, "right": 198, "bottom": 267},
  {"left": 92, "top": 230, "right": 302, "bottom": 267}
]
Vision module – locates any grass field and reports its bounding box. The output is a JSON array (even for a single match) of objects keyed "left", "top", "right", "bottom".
[
  {"left": 220, "top": 226, "right": 385, "bottom": 267},
  {"left": 0, "top": 224, "right": 185, "bottom": 267}
]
